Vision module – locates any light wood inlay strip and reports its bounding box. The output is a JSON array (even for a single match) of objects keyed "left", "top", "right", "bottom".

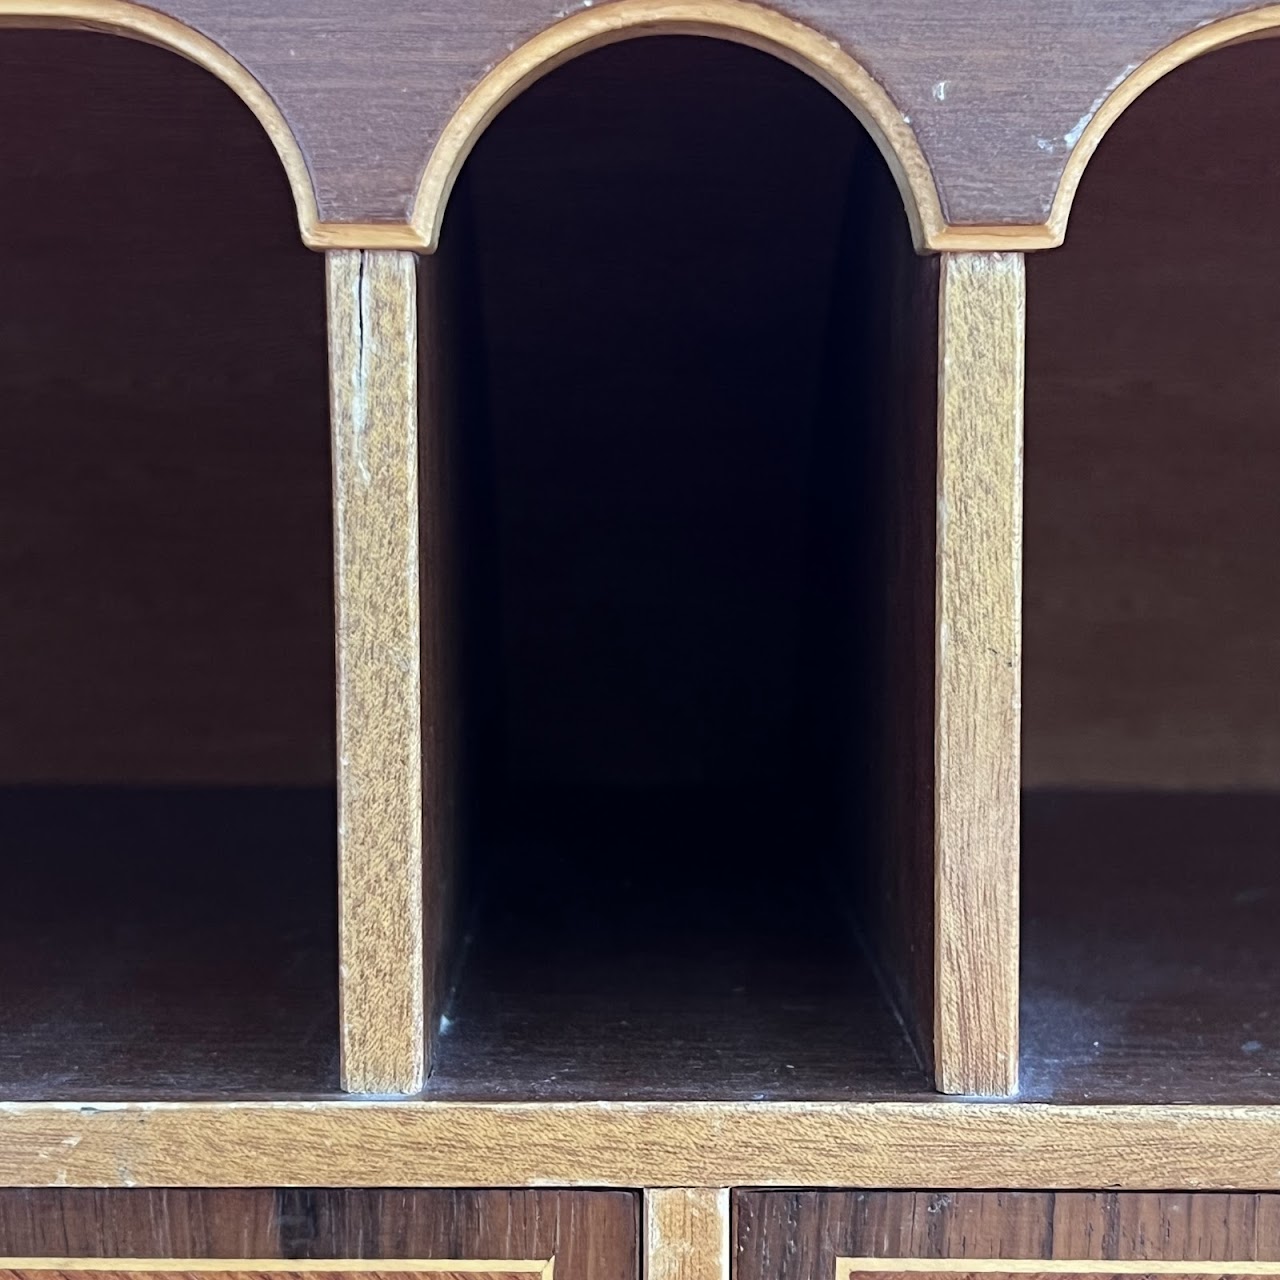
[
  {"left": 838, "top": 1264, "right": 1280, "bottom": 1276},
  {"left": 645, "top": 1190, "right": 729, "bottom": 1280},
  {"left": 328, "top": 249, "right": 426, "bottom": 1095},
  {"left": 0, "top": 1265, "right": 551, "bottom": 1277},
  {"left": 934, "top": 251, "right": 1024, "bottom": 1097}
]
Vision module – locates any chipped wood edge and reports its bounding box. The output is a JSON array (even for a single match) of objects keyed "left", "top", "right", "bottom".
[
  {"left": 8, "top": 1101, "right": 1280, "bottom": 1188},
  {"left": 934, "top": 253, "right": 1024, "bottom": 1098},
  {"left": 411, "top": 0, "right": 944, "bottom": 253},
  {"left": 837, "top": 1264, "right": 1280, "bottom": 1276},
  {"left": 328, "top": 250, "right": 426, "bottom": 1096},
  {"left": 645, "top": 1190, "right": 729, "bottom": 1280},
  {"left": 0, "top": 1263, "right": 551, "bottom": 1277},
  {"left": 1046, "top": 5, "right": 1280, "bottom": 245},
  {"left": 0, "top": 0, "right": 320, "bottom": 245}
]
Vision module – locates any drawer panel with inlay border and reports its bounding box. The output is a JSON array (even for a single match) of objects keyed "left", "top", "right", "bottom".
[
  {"left": 0, "top": 1190, "right": 638, "bottom": 1280},
  {"left": 735, "top": 1191, "right": 1280, "bottom": 1280}
]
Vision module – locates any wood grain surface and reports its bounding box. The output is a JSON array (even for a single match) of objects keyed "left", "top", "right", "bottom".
[
  {"left": 735, "top": 1191, "right": 1280, "bottom": 1280},
  {"left": 0, "top": 1190, "right": 637, "bottom": 1280},
  {"left": 328, "top": 250, "right": 426, "bottom": 1096},
  {"left": 1025, "top": 37, "right": 1280, "bottom": 790},
  {"left": 0, "top": 32, "right": 333, "bottom": 787},
  {"left": 0, "top": 788, "right": 339, "bottom": 1099},
  {"left": 8, "top": 1101, "right": 1280, "bottom": 1189},
  {"left": 645, "top": 1190, "right": 729, "bottom": 1280},
  {"left": 4, "top": 0, "right": 1278, "bottom": 238},
  {"left": 1021, "top": 792, "right": 1280, "bottom": 1104},
  {"left": 934, "top": 253, "right": 1023, "bottom": 1097}
]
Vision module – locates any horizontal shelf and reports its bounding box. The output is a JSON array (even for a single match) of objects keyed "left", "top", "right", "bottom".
[
  {"left": 1022, "top": 789, "right": 1280, "bottom": 1103},
  {"left": 0, "top": 788, "right": 339, "bottom": 1099},
  {"left": 3, "top": 1096, "right": 1280, "bottom": 1189},
  {"left": 426, "top": 789, "right": 931, "bottom": 1102}
]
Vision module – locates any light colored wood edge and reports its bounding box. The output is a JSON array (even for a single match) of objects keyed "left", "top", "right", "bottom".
[
  {"left": 307, "top": 222, "right": 1063, "bottom": 256},
  {"left": 929, "top": 226, "right": 1061, "bottom": 252},
  {"left": 0, "top": 0, "right": 319, "bottom": 245},
  {"left": 645, "top": 1190, "right": 730, "bottom": 1280},
  {"left": 1046, "top": 5, "right": 1280, "bottom": 243},
  {"left": 8, "top": 1101, "right": 1280, "bottom": 1188},
  {"left": 410, "top": 0, "right": 943, "bottom": 253},
  {"left": 329, "top": 250, "right": 426, "bottom": 1095},
  {"left": 837, "top": 1263, "right": 1280, "bottom": 1276},
  {"left": 310, "top": 224, "right": 432, "bottom": 251},
  {"left": 933, "top": 253, "right": 1024, "bottom": 1097},
  {"left": 0, "top": 1263, "right": 551, "bottom": 1276}
]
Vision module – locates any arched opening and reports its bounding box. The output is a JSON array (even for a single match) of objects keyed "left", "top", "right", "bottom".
[
  {"left": 1023, "top": 37, "right": 1280, "bottom": 1101},
  {"left": 0, "top": 31, "right": 337, "bottom": 1095},
  {"left": 420, "top": 35, "right": 939, "bottom": 1098}
]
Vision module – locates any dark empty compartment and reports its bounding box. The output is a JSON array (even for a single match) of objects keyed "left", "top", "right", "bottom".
[
  {"left": 423, "top": 36, "right": 938, "bottom": 1100},
  {"left": 0, "top": 32, "right": 338, "bottom": 1097},
  {"left": 1023, "top": 39, "right": 1280, "bottom": 1102}
]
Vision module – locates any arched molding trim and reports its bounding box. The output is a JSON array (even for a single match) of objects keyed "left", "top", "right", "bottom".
[
  {"left": 412, "top": 0, "right": 948, "bottom": 253},
  {"left": 0, "top": 0, "right": 326, "bottom": 247},
  {"left": 1048, "top": 4, "right": 1280, "bottom": 245}
]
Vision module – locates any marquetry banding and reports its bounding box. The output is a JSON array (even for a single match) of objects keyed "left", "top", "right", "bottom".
[
  {"left": 0, "top": 1262, "right": 553, "bottom": 1280},
  {"left": 838, "top": 1263, "right": 1280, "bottom": 1278}
]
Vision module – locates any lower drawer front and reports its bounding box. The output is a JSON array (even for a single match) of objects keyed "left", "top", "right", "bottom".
[
  {"left": 0, "top": 1191, "right": 639, "bottom": 1280},
  {"left": 734, "top": 1192, "right": 1280, "bottom": 1280}
]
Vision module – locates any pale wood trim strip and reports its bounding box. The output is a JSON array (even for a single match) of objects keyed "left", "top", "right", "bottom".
[
  {"left": 645, "top": 1190, "right": 729, "bottom": 1280},
  {"left": 0, "top": 1263, "right": 550, "bottom": 1276},
  {"left": 0, "top": 0, "right": 320, "bottom": 244},
  {"left": 933, "top": 252, "right": 1024, "bottom": 1097},
  {"left": 6, "top": 1100, "right": 1280, "bottom": 1189},
  {"left": 307, "top": 220, "right": 1066, "bottom": 257},
  {"left": 329, "top": 249, "right": 426, "bottom": 1095},
  {"left": 838, "top": 1264, "right": 1280, "bottom": 1276},
  {"left": 411, "top": 0, "right": 943, "bottom": 253},
  {"left": 1046, "top": 5, "right": 1280, "bottom": 245}
]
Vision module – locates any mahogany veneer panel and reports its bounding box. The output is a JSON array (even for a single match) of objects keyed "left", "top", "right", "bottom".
[
  {"left": 734, "top": 1191, "right": 1280, "bottom": 1280},
  {"left": 1021, "top": 791, "right": 1280, "bottom": 1103},
  {"left": 0, "top": 789, "right": 339, "bottom": 1099},
  {"left": 0, "top": 32, "right": 332, "bottom": 788},
  {"left": 0, "top": 1190, "right": 638, "bottom": 1280},
  {"left": 27, "top": 0, "right": 1280, "bottom": 230},
  {"left": 1025, "top": 39, "right": 1280, "bottom": 790}
]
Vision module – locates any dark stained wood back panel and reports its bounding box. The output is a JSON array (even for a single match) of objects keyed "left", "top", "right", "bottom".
[
  {"left": 455, "top": 37, "right": 865, "bottom": 804},
  {"left": 0, "top": 32, "right": 333, "bottom": 786},
  {"left": 35, "top": 0, "right": 1280, "bottom": 230},
  {"left": 0, "top": 1190, "right": 638, "bottom": 1280},
  {"left": 842, "top": 150, "right": 939, "bottom": 1072},
  {"left": 1024, "top": 38, "right": 1280, "bottom": 790},
  {"left": 735, "top": 1191, "right": 1280, "bottom": 1280}
]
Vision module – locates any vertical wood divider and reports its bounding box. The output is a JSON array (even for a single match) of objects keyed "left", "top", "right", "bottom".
[
  {"left": 934, "top": 251, "right": 1025, "bottom": 1097},
  {"left": 328, "top": 248, "right": 426, "bottom": 1095},
  {"left": 645, "top": 1189, "right": 730, "bottom": 1280}
]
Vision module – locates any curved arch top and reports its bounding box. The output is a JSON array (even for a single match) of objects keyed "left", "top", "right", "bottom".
[
  {"left": 1048, "top": 4, "right": 1280, "bottom": 245},
  {"left": 411, "top": 0, "right": 951, "bottom": 253},
  {"left": 0, "top": 0, "right": 322, "bottom": 246}
]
